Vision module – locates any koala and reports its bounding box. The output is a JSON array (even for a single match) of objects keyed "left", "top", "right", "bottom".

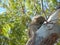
[
  {"left": 28, "top": 15, "right": 45, "bottom": 38},
  {"left": 26, "top": 15, "right": 45, "bottom": 45}
]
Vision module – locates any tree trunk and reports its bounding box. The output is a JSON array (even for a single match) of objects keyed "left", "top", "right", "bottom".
[{"left": 35, "top": 9, "right": 60, "bottom": 45}]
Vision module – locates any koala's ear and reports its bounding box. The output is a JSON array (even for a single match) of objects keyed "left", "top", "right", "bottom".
[{"left": 32, "top": 15, "right": 39, "bottom": 21}]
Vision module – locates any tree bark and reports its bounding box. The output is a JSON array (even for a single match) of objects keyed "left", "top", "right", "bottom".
[
  {"left": 26, "top": 9, "right": 60, "bottom": 45},
  {"left": 35, "top": 9, "right": 60, "bottom": 45}
]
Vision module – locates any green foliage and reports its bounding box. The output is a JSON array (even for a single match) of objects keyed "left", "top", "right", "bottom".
[{"left": 0, "top": 14, "right": 31, "bottom": 45}]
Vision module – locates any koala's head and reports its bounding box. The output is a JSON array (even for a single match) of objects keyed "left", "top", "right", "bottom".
[{"left": 32, "top": 15, "right": 45, "bottom": 24}]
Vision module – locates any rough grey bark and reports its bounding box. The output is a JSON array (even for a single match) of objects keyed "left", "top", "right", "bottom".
[
  {"left": 35, "top": 9, "right": 60, "bottom": 45},
  {"left": 26, "top": 8, "right": 60, "bottom": 45}
]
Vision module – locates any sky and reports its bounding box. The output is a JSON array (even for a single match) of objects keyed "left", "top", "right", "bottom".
[
  {"left": 0, "top": 7, "right": 6, "bottom": 14},
  {"left": 57, "top": 0, "right": 60, "bottom": 2},
  {"left": 0, "top": 0, "right": 7, "bottom": 14}
]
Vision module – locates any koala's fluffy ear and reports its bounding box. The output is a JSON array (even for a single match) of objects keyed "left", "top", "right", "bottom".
[{"left": 32, "top": 15, "right": 40, "bottom": 21}]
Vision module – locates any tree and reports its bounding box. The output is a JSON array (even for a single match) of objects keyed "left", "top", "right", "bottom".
[{"left": 36, "top": 8, "right": 60, "bottom": 45}]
